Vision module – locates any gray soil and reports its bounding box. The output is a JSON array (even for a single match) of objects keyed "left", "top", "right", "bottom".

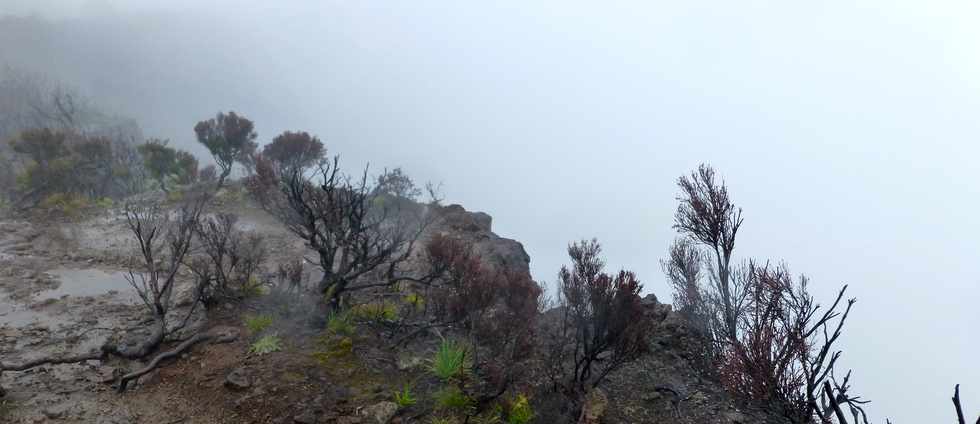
[{"left": 0, "top": 199, "right": 300, "bottom": 423}]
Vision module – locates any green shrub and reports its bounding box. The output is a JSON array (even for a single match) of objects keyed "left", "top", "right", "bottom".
[
  {"left": 393, "top": 384, "right": 417, "bottom": 409},
  {"left": 433, "top": 385, "right": 475, "bottom": 413},
  {"left": 430, "top": 339, "right": 470, "bottom": 382},
  {"left": 326, "top": 310, "right": 355, "bottom": 336},
  {"left": 249, "top": 334, "right": 282, "bottom": 355},
  {"left": 472, "top": 405, "right": 504, "bottom": 424},
  {"left": 243, "top": 314, "right": 274, "bottom": 334},
  {"left": 350, "top": 302, "right": 398, "bottom": 322},
  {"left": 38, "top": 192, "right": 90, "bottom": 218},
  {"left": 313, "top": 335, "right": 354, "bottom": 364},
  {"left": 94, "top": 197, "right": 114, "bottom": 209},
  {"left": 507, "top": 394, "right": 534, "bottom": 424},
  {"left": 404, "top": 293, "right": 425, "bottom": 310},
  {"left": 0, "top": 399, "right": 15, "bottom": 418},
  {"left": 241, "top": 276, "right": 266, "bottom": 298}
]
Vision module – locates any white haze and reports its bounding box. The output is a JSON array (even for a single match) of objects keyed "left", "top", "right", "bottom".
[{"left": 2, "top": 1, "right": 978, "bottom": 422}]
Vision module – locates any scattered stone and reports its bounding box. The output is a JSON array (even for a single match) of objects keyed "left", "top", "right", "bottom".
[
  {"left": 687, "top": 390, "right": 708, "bottom": 404},
  {"left": 395, "top": 355, "right": 423, "bottom": 371},
  {"left": 361, "top": 401, "right": 398, "bottom": 424},
  {"left": 293, "top": 409, "right": 317, "bottom": 424},
  {"left": 225, "top": 367, "right": 252, "bottom": 391},
  {"left": 42, "top": 403, "right": 71, "bottom": 419}
]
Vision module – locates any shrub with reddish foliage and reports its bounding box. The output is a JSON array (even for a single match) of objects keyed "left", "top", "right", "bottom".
[
  {"left": 193, "top": 111, "right": 258, "bottom": 187},
  {"left": 422, "top": 233, "right": 544, "bottom": 397},
  {"left": 717, "top": 262, "right": 862, "bottom": 424},
  {"left": 548, "top": 239, "right": 651, "bottom": 396},
  {"left": 263, "top": 130, "right": 325, "bottom": 173}
]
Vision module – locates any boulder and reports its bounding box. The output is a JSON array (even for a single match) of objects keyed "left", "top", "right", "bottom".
[
  {"left": 361, "top": 401, "right": 398, "bottom": 424},
  {"left": 224, "top": 367, "right": 252, "bottom": 391}
]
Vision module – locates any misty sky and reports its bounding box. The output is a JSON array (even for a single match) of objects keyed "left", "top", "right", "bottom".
[{"left": 2, "top": 1, "right": 979, "bottom": 422}]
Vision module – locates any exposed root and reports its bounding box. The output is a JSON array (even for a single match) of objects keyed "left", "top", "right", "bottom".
[
  {"left": 0, "top": 352, "right": 105, "bottom": 372},
  {"left": 0, "top": 351, "right": 105, "bottom": 397},
  {"left": 0, "top": 327, "right": 238, "bottom": 397},
  {"left": 117, "top": 327, "right": 238, "bottom": 392}
]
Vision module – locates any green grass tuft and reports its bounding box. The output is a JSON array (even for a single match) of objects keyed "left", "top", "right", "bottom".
[
  {"left": 393, "top": 384, "right": 417, "bottom": 409},
  {"left": 404, "top": 293, "right": 425, "bottom": 310},
  {"left": 430, "top": 338, "right": 470, "bottom": 382},
  {"left": 326, "top": 310, "right": 355, "bottom": 335},
  {"left": 433, "top": 385, "right": 475, "bottom": 414},
  {"left": 241, "top": 276, "right": 266, "bottom": 298},
  {"left": 243, "top": 314, "right": 274, "bottom": 334},
  {"left": 350, "top": 302, "right": 398, "bottom": 322},
  {"left": 507, "top": 394, "right": 534, "bottom": 424},
  {"left": 249, "top": 334, "right": 283, "bottom": 355}
]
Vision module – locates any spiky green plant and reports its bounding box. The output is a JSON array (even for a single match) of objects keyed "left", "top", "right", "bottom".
[
  {"left": 249, "top": 334, "right": 282, "bottom": 355},
  {"left": 404, "top": 293, "right": 425, "bottom": 310},
  {"left": 241, "top": 276, "right": 266, "bottom": 298},
  {"left": 393, "top": 384, "right": 417, "bottom": 409},
  {"left": 326, "top": 310, "right": 354, "bottom": 335},
  {"left": 507, "top": 394, "right": 534, "bottom": 424},
  {"left": 472, "top": 405, "right": 504, "bottom": 424},
  {"left": 243, "top": 314, "right": 274, "bottom": 334},
  {"left": 350, "top": 302, "right": 398, "bottom": 322},
  {"left": 430, "top": 339, "right": 470, "bottom": 382},
  {"left": 433, "top": 385, "right": 475, "bottom": 413}
]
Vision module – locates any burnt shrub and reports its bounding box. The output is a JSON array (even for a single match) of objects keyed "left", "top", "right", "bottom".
[
  {"left": 422, "top": 234, "right": 544, "bottom": 402},
  {"left": 188, "top": 213, "right": 268, "bottom": 304},
  {"left": 547, "top": 239, "right": 651, "bottom": 397}
]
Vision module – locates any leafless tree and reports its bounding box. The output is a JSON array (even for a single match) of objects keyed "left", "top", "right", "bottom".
[
  {"left": 274, "top": 259, "right": 306, "bottom": 295},
  {"left": 672, "top": 164, "right": 745, "bottom": 342},
  {"left": 101, "top": 198, "right": 207, "bottom": 360},
  {"left": 952, "top": 385, "right": 979, "bottom": 424},
  {"left": 714, "top": 262, "right": 869, "bottom": 424},
  {"left": 250, "top": 156, "right": 434, "bottom": 309},
  {"left": 186, "top": 212, "right": 267, "bottom": 303},
  {"left": 1, "top": 194, "right": 237, "bottom": 395}
]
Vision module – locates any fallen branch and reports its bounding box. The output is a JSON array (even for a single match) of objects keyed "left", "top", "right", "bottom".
[
  {"left": 389, "top": 320, "right": 457, "bottom": 348},
  {"left": 116, "top": 327, "right": 238, "bottom": 392}
]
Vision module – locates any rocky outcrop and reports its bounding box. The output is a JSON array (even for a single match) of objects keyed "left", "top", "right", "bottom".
[
  {"left": 429, "top": 203, "right": 532, "bottom": 277},
  {"left": 601, "top": 294, "right": 789, "bottom": 424}
]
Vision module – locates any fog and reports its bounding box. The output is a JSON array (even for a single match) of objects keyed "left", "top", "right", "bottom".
[{"left": 3, "top": 1, "right": 978, "bottom": 422}]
